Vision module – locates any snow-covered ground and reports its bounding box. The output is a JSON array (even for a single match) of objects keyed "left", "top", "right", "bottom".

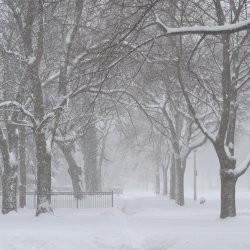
[{"left": 0, "top": 190, "right": 250, "bottom": 250}]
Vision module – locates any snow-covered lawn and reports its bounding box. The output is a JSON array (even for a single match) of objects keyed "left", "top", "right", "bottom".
[{"left": 0, "top": 190, "right": 250, "bottom": 250}]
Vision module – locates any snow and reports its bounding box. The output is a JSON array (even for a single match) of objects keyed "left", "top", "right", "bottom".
[
  {"left": 234, "top": 153, "right": 250, "bottom": 177},
  {"left": 224, "top": 145, "right": 236, "bottom": 161},
  {"left": 9, "top": 152, "right": 17, "bottom": 167},
  {"left": 0, "top": 190, "right": 250, "bottom": 250},
  {"left": 37, "top": 201, "right": 53, "bottom": 214},
  {"left": 43, "top": 72, "right": 60, "bottom": 87},
  {"left": 0, "top": 101, "right": 36, "bottom": 126},
  {"left": 155, "top": 18, "right": 250, "bottom": 35},
  {"left": 65, "top": 28, "right": 73, "bottom": 45},
  {"left": 46, "top": 137, "right": 52, "bottom": 154},
  {"left": 27, "top": 56, "right": 36, "bottom": 65}
]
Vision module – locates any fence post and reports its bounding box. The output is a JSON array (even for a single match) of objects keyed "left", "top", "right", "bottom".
[{"left": 112, "top": 191, "right": 113, "bottom": 207}]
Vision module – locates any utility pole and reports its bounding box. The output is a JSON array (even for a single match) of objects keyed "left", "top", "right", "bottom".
[{"left": 194, "top": 149, "right": 197, "bottom": 201}]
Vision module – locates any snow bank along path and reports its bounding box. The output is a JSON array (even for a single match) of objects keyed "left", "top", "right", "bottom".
[{"left": 0, "top": 191, "right": 250, "bottom": 250}]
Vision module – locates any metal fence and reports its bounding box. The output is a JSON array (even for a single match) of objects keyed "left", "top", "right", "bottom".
[{"left": 0, "top": 191, "right": 114, "bottom": 209}]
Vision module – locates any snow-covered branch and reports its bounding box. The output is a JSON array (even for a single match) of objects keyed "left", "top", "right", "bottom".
[
  {"left": 155, "top": 15, "right": 250, "bottom": 36},
  {"left": 0, "top": 101, "right": 36, "bottom": 127},
  {"left": 234, "top": 153, "right": 250, "bottom": 178}
]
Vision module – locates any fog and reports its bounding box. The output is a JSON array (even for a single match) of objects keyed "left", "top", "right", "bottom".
[{"left": 0, "top": 0, "right": 250, "bottom": 249}]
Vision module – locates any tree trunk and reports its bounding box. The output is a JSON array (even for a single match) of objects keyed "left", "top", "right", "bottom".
[
  {"left": 169, "top": 154, "right": 176, "bottom": 200},
  {"left": 82, "top": 124, "right": 98, "bottom": 192},
  {"left": 248, "top": 170, "right": 250, "bottom": 191},
  {"left": 220, "top": 175, "right": 236, "bottom": 218},
  {"left": 60, "top": 145, "right": 83, "bottom": 199},
  {"left": 2, "top": 163, "right": 17, "bottom": 214},
  {"left": 97, "top": 137, "right": 106, "bottom": 191},
  {"left": 163, "top": 167, "right": 168, "bottom": 195},
  {"left": 175, "top": 159, "right": 184, "bottom": 206},
  {"left": 35, "top": 132, "right": 53, "bottom": 216},
  {"left": 155, "top": 166, "right": 160, "bottom": 195},
  {"left": 0, "top": 129, "right": 18, "bottom": 214},
  {"left": 193, "top": 150, "right": 197, "bottom": 201},
  {"left": 220, "top": 166, "right": 237, "bottom": 218},
  {"left": 97, "top": 166, "right": 102, "bottom": 191},
  {"left": 19, "top": 127, "right": 26, "bottom": 208}
]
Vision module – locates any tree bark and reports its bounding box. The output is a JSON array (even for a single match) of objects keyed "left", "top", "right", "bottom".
[
  {"left": 175, "top": 159, "right": 185, "bottom": 206},
  {"left": 97, "top": 137, "right": 107, "bottom": 191},
  {"left": 218, "top": 153, "right": 237, "bottom": 218},
  {"left": 28, "top": 61, "right": 53, "bottom": 216},
  {"left": 19, "top": 127, "right": 26, "bottom": 208},
  {"left": 169, "top": 154, "right": 176, "bottom": 200},
  {"left": 155, "top": 165, "right": 160, "bottom": 195},
  {"left": 220, "top": 172, "right": 236, "bottom": 218},
  {"left": 0, "top": 57, "right": 19, "bottom": 214},
  {"left": 59, "top": 144, "right": 83, "bottom": 198},
  {"left": 0, "top": 129, "right": 17, "bottom": 214},
  {"left": 82, "top": 124, "right": 98, "bottom": 192},
  {"left": 35, "top": 132, "right": 53, "bottom": 216},
  {"left": 163, "top": 167, "right": 168, "bottom": 195},
  {"left": 2, "top": 164, "right": 17, "bottom": 214}
]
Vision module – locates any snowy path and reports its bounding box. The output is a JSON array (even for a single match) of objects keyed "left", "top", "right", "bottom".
[{"left": 0, "top": 191, "right": 250, "bottom": 250}]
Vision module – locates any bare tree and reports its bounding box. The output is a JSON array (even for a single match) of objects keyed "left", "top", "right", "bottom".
[{"left": 151, "top": 0, "right": 250, "bottom": 217}]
